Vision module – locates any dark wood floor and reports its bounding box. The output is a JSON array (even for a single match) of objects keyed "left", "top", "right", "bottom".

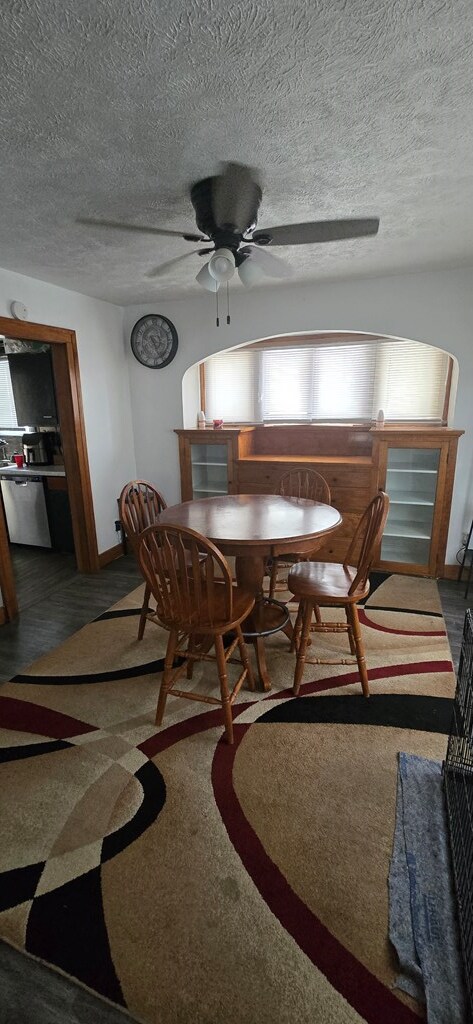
[
  {"left": 0, "top": 557, "right": 470, "bottom": 1023},
  {"left": 0, "top": 547, "right": 142, "bottom": 680}
]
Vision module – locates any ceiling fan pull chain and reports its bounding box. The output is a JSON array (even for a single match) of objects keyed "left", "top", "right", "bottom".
[
  {"left": 226, "top": 282, "right": 230, "bottom": 325},
  {"left": 216, "top": 286, "right": 219, "bottom": 327}
]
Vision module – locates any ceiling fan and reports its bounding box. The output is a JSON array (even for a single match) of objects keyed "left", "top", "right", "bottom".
[{"left": 78, "top": 163, "right": 380, "bottom": 293}]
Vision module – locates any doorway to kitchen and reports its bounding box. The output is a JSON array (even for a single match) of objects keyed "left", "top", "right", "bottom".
[
  {"left": 0, "top": 338, "right": 76, "bottom": 610},
  {"left": 0, "top": 316, "right": 99, "bottom": 624}
]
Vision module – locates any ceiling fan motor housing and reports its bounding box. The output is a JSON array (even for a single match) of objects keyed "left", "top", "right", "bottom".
[{"left": 190, "top": 176, "right": 262, "bottom": 253}]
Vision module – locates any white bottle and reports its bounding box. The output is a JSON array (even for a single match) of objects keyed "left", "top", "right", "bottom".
[
  {"left": 197, "top": 410, "right": 206, "bottom": 429},
  {"left": 376, "top": 408, "right": 385, "bottom": 428}
]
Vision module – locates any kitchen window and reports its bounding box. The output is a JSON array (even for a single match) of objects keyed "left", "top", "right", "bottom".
[{"left": 0, "top": 357, "right": 18, "bottom": 428}]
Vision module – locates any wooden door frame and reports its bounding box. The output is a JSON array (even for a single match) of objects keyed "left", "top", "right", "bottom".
[{"left": 0, "top": 316, "right": 99, "bottom": 621}]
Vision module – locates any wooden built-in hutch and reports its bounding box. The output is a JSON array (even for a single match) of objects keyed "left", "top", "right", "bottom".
[{"left": 176, "top": 424, "right": 463, "bottom": 577}]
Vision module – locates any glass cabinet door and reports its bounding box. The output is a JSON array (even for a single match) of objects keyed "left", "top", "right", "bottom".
[
  {"left": 381, "top": 447, "right": 440, "bottom": 566},
  {"left": 190, "top": 442, "right": 229, "bottom": 498}
]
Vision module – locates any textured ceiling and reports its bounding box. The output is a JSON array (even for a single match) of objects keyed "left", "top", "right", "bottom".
[{"left": 1, "top": 0, "right": 473, "bottom": 304}]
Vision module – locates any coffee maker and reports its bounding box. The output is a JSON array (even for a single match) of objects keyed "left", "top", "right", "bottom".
[{"left": 22, "top": 430, "right": 52, "bottom": 466}]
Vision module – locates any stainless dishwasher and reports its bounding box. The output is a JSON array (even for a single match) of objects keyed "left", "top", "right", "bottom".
[{"left": 0, "top": 474, "right": 52, "bottom": 547}]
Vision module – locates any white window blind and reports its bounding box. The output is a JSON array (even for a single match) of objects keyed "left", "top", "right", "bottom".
[
  {"left": 203, "top": 338, "right": 450, "bottom": 424},
  {"left": 262, "top": 347, "right": 313, "bottom": 420},
  {"left": 0, "top": 358, "right": 18, "bottom": 427},
  {"left": 374, "top": 340, "right": 449, "bottom": 420},
  {"left": 205, "top": 349, "right": 259, "bottom": 422}
]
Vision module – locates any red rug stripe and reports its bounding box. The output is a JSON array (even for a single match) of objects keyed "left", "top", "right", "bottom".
[
  {"left": 0, "top": 696, "right": 96, "bottom": 738},
  {"left": 212, "top": 726, "right": 419, "bottom": 1024},
  {"left": 358, "top": 607, "right": 445, "bottom": 636},
  {"left": 139, "top": 704, "right": 251, "bottom": 757},
  {"left": 139, "top": 660, "right": 453, "bottom": 757},
  {"left": 273, "top": 659, "right": 454, "bottom": 699}
]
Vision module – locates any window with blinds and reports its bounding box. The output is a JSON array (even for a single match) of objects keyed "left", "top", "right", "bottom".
[
  {"left": 203, "top": 338, "right": 451, "bottom": 424},
  {"left": 0, "top": 358, "right": 18, "bottom": 427}
]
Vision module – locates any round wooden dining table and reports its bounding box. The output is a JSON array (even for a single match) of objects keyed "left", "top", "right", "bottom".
[{"left": 158, "top": 494, "right": 342, "bottom": 691}]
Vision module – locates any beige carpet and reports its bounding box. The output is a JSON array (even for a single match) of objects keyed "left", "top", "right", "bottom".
[{"left": 0, "top": 574, "right": 454, "bottom": 1023}]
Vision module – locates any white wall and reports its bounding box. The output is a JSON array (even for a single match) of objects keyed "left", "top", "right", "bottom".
[
  {"left": 0, "top": 267, "right": 136, "bottom": 554},
  {"left": 4, "top": 261, "right": 469, "bottom": 566},
  {"left": 124, "top": 265, "right": 473, "bottom": 566}
]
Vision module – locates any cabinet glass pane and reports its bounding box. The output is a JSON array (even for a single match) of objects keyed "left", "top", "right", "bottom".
[
  {"left": 381, "top": 447, "right": 440, "bottom": 565},
  {"left": 190, "top": 443, "right": 228, "bottom": 497}
]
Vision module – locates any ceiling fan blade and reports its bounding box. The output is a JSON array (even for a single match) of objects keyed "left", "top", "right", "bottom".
[
  {"left": 77, "top": 217, "right": 206, "bottom": 242},
  {"left": 242, "top": 245, "right": 293, "bottom": 280},
  {"left": 252, "top": 218, "right": 380, "bottom": 246},
  {"left": 146, "top": 250, "right": 203, "bottom": 278},
  {"left": 212, "top": 163, "right": 262, "bottom": 234}
]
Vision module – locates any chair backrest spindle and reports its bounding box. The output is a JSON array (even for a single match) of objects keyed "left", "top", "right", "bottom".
[
  {"left": 138, "top": 524, "right": 233, "bottom": 630},
  {"left": 119, "top": 481, "right": 167, "bottom": 551},
  {"left": 278, "top": 469, "right": 331, "bottom": 505},
  {"left": 345, "top": 490, "right": 390, "bottom": 596}
]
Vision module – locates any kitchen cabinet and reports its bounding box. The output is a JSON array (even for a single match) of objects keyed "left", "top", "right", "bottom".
[
  {"left": 176, "top": 424, "right": 463, "bottom": 576},
  {"left": 371, "top": 427, "right": 462, "bottom": 577},
  {"left": 176, "top": 429, "right": 248, "bottom": 501},
  {"left": 8, "top": 351, "right": 58, "bottom": 426}
]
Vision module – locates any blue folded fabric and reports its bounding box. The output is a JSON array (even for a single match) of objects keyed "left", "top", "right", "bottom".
[{"left": 389, "top": 752, "right": 467, "bottom": 1023}]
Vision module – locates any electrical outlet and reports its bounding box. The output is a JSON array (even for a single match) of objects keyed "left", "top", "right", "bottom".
[{"left": 115, "top": 520, "right": 121, "bottom": 533}]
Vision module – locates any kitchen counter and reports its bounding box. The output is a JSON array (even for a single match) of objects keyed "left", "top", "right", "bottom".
[{"left": 0, "top": 465, "right": 66, "bottom": 478}]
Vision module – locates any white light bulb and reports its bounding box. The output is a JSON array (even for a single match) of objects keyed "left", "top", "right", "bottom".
[
  {"left": 196, "top": 264, "right": 220, "bottom": 292},
  {"left": 213, "top": 257, "right": 229, "bottom": 275},
  {"left": 208, "top": 247, "right": 235, "bottom": 283},
  {"left": 238, "top": 258, "right": 266, "bottom": 287}
]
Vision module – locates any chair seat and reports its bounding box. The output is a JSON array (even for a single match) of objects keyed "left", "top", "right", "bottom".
[
  {"left": 288, "top": 560, "right": 369, "bottom": 604},
  {"left": 163, "top": 582, "right": 255, "bottom": 634}
]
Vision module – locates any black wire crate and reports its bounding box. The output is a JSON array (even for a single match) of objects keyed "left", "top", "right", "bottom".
[{"left": 444, "top": 609, "right": 473, "bottom": 1016}]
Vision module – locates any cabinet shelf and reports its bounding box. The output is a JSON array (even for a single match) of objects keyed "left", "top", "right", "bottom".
[
  {"left": 191, "top": 460, "right": 227, "bottom": 467},
  {"left": 193, "top": 487, "right": 228, "bottom": 495},
  {"left": 384, "top": 523, "right": 431, "bottom": 540},
  {"left": 387, "top": 467, "right": 437, "bottom": 475},
  {"left": 390, "top": 497, "right": 435, "bottom": 507},
  {"left": 381, "top": 536, "right": 430, "bottom": 564}
]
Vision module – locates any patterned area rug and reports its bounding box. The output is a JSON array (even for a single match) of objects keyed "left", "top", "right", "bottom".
[{"left": 0, "top": 574, "right": 454, "bottom": 1024}]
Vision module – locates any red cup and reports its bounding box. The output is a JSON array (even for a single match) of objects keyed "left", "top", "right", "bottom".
[
  {"left": 213, "top": 419, "right": 224, "bottom": 429},
  {"left": 13, "top": 454, "right": 24, "bottom": 468}
]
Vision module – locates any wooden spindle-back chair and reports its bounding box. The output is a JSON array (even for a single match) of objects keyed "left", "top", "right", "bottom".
[
  {"left": 138, "top": 523, "right": 255, "bottom": 743},
  {"left": 268, "top": 469, "right": 332, "bottom": 598},
  {"left": 288, "top": 491, "right": 389, "bottom": 697},
  {"left": 119, "top": 481, "right": 167, "bottom": 640}
]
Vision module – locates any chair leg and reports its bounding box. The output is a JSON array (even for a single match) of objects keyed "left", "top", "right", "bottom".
[
  {"left": 345, "top": 608, "right": 356, "bottom": 654},
  {"left": 138, "top": 581, "right": 151, "bottom": 640},
  {"left": 291, "top": 601, "right": 303, "bottom": 653},
  {"left": 156, "top": 628, "right": 179, "bottom": 726},
  {"left": 314, "top": 605, "right": 322, "bottom": 624},
  {"left": 236, "top": 625, "right": 255, "bottom": 691},
  {"left": 293, "top": 600, "right": 313, "bottom": 695},
  {"left": 215, "top": 634, "right": 233, "bottom": 744},
  {"left": 269, "top": 558, "right": 279, "bottom": 599},
  {"left": 347, "top": 604, "right": 369, "bottom": 697},
  {"left": 186, "top": 635, "right": 195, "bottom": 679}
]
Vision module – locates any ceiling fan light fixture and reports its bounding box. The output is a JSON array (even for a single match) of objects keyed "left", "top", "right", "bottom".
[
  {"left": 196, "top": 263, "right": 220, "bottom": 292},
  {"left": 237, "top": 257, "right": 266, "bottom": 287},
  {"left": 208, "top": 247, "right": 235, "bottom": 282}
]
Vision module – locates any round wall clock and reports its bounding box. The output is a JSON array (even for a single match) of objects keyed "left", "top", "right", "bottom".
[{"left": 130, "top": 314, "right": 178, "bottom": 368}]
